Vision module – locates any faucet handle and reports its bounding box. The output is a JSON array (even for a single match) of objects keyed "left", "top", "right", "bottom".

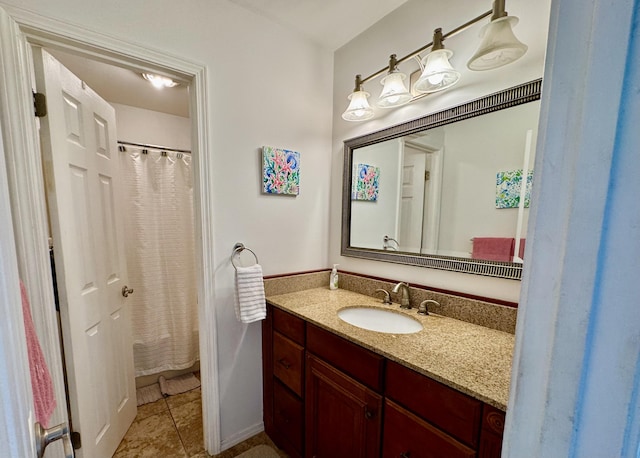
[
  {"left": 374, "top": 288, "right": 392, "bottom": 304},
  {"left": 418, "top": 299, "right": 439, "bottom": 316}
]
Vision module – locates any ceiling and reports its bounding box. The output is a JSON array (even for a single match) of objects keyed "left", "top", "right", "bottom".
[
  {"left": 228, "top": 0, "right": 409, "bottom": 51},
  {"left": 47, "top": 48, "right": 191, "bottom": 118},
  {"left": 48, "top": 1, "right": 408, "bottom": 118}
]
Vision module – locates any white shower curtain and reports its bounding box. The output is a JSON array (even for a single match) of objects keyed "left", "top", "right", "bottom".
[{"left": 120, "top": 146, "right": 199, "bottom": 376}]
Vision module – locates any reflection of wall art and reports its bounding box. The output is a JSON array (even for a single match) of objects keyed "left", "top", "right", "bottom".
[
  {"left": 352, "top": 163, "right": 380, "bottom": 201},
  {"left": 496, "top": 169, "right": 533, "bottom": 208},
  {"left": 262, "top": 146, "right": 300, "bottom": 196}
]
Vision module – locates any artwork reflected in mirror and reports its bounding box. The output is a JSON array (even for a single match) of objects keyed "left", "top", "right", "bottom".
[{"left": 342, "top": 80, "right": 542, "bottom": 279}]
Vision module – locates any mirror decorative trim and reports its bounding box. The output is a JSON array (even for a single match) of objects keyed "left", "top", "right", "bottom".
[{"left": 341, "top": 79, "right": 542, "bottom": 280}]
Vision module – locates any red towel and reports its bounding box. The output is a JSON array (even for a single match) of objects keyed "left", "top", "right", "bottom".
[
  {"left": 472, "top": 237, "right": 515, "bottom": 262},
  {"left": 518, "top": 239, "right": 526, "bottom": 259},
  {"left": 21, "top": 281, "right": 56, "bottom": 428}
]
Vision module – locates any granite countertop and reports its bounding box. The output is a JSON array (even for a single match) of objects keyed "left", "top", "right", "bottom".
[{"left": 266, "top": 287, "right": 514, "bottom": 411}]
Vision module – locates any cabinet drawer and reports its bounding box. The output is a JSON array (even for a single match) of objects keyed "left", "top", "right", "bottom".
[
  {"left": 383, "top": 399, "right": 476, "bottom": 458},
  {"left": 385, "top": 360, "right": 482, "bottom": 447},
  {"left": 274, "top": 380, "right": 303, "bottom": 456},
  {"left": 273, "top": 331, "right": 304, "bottom": 396},
  {"left": 273, "top": 307, "right": 305, "bottom": 345},
  {"left": 307, "top": 323, "right": 384, "bottom": 392}
]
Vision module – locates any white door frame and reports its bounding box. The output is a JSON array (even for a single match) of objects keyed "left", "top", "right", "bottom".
[{"left": 0, "top": 5, "right": 221, "bottom": 455}]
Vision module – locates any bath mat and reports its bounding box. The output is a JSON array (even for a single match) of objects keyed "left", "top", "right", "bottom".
[
  {"left": 136, "top": 383, "right": 163, "bottom": 406},
  {"left": 235, "top": 444, "right": 280, "bottom": 458},
  {"left": 158, "top": 372, "right": 201, "bottom": 396}
]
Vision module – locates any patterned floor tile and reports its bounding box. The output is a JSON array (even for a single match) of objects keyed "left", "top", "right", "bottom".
[
  {"left": 172, "top": 398, "right": 205, "bottom": 456},
  {"left": 113, "top": 410, "right": 187, "bottom": 458}
]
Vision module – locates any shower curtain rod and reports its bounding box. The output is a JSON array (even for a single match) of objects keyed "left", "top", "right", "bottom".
[{"left": 117, "top": 140, "right": 191, "bottom": 154}]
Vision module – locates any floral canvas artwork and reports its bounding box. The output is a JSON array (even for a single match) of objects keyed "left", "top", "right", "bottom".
[
  {"left": 262, "top": 146, "right": 300, "bottom": 195},
  {"left": 496, "top": 169, "right": 533, "bottom": 208},
  {"left": 353, "top": 164, "right": 380, "bottom": 201}
]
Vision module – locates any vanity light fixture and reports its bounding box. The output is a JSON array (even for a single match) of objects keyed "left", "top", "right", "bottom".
[
  {"left": 142, "top": 73, "right": 179, "bottom": 89},
  {"left": 377, "top": 54, "right": 413, "bottom": 108},
  {"left": 467, "top": 0, "right": 528, "bottom": 70},
  {"left": 342, "top": 0, "right": 527, "bottom": 121},
  {"left": 342, "top": 74, "right": 375, "bottom": 121},
  {"left": 414, "top": 28, "right": 460, "bottom": 93}
]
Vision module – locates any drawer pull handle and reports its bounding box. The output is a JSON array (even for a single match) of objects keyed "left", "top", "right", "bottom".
[{"left": 278, "top": 358, "right": 291, "bottom": 369}]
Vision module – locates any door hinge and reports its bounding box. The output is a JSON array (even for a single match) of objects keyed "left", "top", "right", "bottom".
[
  {"left": 425, "top": 170, "right": 430, "bottom": 181},
  {"left": 71, "top": 431, "right": 81, "bottom": 450},
  {"left": 33, "top": 91, "right": 47, "bottom": 118}
]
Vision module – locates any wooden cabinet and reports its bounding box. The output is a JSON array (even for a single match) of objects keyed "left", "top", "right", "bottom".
[
  {"left": 478, "top": 404, "right": 506, "bottom": 458},
  {"left": 263, "top": 306, "right": 306, "bottom": 458},
  {"left": 273, "top": 331, "right": 304, "bottom": 396},
  {"left": 305, "top": 354, "right": 382, "bottom": 458},
  {"left": 263, "top": 303, "right": 506, "bottom": 458},
  {"left": 306, "top": 323, "right": 384, "bottom": 392},
  {"left": 382, "top": 399, "right": 475, "bottom": 458},
  {"left": 385, "top": 360, "right": 482, "bottom": 448}
]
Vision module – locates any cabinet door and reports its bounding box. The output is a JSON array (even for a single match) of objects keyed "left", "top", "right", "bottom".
[
  {"left": 478, "top": 404, "right": 505, "bottom": 458},
  {"left": 305, "top": 354, "right": 382, "bottom": 458},
  {"left": 383, "top": 400, "right": 476, "bottom": 458},
  {"left": 274, "top": 380, "right": 304, "bottom": 457}
]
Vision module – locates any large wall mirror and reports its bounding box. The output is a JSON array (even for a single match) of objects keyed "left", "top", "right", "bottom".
[{"left": 341, "top": 79, "right": 542, "bottom": 280}]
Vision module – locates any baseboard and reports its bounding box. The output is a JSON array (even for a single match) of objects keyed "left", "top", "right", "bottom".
[{"left": 219, "top": 421, "right": 265, "bottom": 451}]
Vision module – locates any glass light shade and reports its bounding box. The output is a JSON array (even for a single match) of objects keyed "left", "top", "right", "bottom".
[
  {"left": 377, "top": 71, "right": 412, "bottom": 108},
  {"left": 142, "top": 73, "right": 179, "bottom": 88},
  {"left": 414, "top": 49, "right": 460, "bottom": 94},
  {"left": 467, "top": 16, "right": 528, "bottom": 71},
  {"left": 342, "top": 90, "right": 374, "bottom": 121}
]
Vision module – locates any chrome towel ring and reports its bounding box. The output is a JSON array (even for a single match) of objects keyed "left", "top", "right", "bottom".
[{"left": 231, "top": 242, "right": 259, "bottom": 270}]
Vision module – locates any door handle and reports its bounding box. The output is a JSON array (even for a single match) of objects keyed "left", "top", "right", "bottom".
[
  {"left": 121, "top": 285, "right": 134, "bottom": 297},
  {"left": 35, "top": 422, "right": 74, "bottom": 458}
]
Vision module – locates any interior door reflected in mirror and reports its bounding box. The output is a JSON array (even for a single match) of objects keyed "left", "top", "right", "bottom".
[{"left": 342, "top": 80, "right": 542, "bottom": 279}]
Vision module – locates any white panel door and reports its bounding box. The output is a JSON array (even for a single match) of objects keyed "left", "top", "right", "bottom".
[
  {"left": 34, "top": 47, "right": 136, "bottom": 458},
  {"left": 398, "top": 146, "right": 427, "bottom": 253}
]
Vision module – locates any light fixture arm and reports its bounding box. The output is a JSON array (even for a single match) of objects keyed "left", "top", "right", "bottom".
[
  {"left": 358, "top": 8, "right": 493, "bottom": 85},
  {"left": 388, "top": 54, "right": 400, "bottom": 72},
  {"left": 353, "top": 74, "right": 364, "bottom": 92},
  {"left": 491, "top": 0, "right": 508, "bottom": 21},
  {"left": 432, "top": 28, "right": 445, "bottom": 51}
]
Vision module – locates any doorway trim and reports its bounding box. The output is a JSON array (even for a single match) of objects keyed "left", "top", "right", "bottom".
[{"left": 1, "top": 5, "right": 221, "bottom": 454}]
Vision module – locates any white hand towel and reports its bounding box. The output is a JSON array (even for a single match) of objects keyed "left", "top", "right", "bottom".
[{"left": 235, "top": 264, "right": 266, "bottom": 323}]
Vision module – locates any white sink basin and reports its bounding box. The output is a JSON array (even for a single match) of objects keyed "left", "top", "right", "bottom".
[{"left": 337, "top": 306, "right": 423, "bottom": 334}]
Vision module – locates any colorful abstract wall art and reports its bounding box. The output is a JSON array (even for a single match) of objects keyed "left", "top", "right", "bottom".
[
  {"left": 352, "top": 164, "right": 380, "bottom": 201},
  {"left": 262, "top": 146, "right": 300, "bottom": 196},
  {"left": 496, "top": 169, "right": 533, "bottom": 208}
]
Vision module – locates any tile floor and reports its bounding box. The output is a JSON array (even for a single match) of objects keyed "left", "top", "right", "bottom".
[{"left": 113, "top": 387, "right": 287, "bottom": 457}]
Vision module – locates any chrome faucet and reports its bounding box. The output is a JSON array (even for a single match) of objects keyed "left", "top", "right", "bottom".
[
  {"left": 375, "top": 288, "right": 392, "bottom": 304},
  {"left": 392, "top": 282, "right": 411, "bottom": 309},
  {"left": 418, "top": 299, "right": 439, "bottom": 316}
]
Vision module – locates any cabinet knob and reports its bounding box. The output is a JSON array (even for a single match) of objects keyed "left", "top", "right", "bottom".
[
  {"left": 277, "top": 358, "right": 291, "bottom": 369},
  {"left": 364, "top": 408, "right": 375, "bottom": 419},
  {"left": 400, "top": 452, "right": 411, "bottom": 458}
]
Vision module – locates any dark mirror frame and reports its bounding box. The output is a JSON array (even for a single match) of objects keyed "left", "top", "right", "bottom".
[{"left": 341, "top": 79, "right": 542, "bottom": 280}]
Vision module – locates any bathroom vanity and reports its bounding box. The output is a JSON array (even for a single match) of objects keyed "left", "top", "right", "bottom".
[{"left": 262, "top": 287, "right": 513, "bottom": 458}]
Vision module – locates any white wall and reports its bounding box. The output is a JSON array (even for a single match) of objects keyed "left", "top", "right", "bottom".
[
  {"left": 0, "top": 0, "right": 333, "bottom": 447},
  {"left": 112, "top": 103, "right": 191, "bottom": 150},
  {"left": 350, "top": 140, "right": 401, "bottom": 248},
  {"left": 331, "top": 0, "right": 551, "bottom": 302},
  {"left": 438, "top": 102, "right": 538, "bottom": 257}
]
